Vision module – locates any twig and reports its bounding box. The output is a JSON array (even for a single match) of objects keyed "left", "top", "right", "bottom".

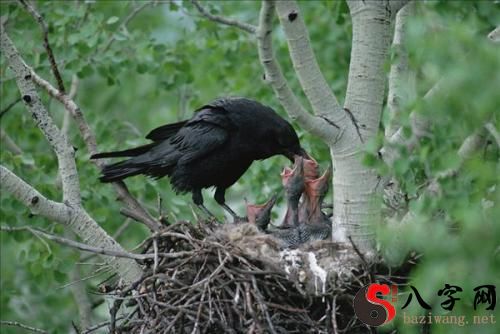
[
  {"left": 57, "top": 266, "right": 113, "bottom": 291},
  {"left": 18, "top": 0, "right": 65, "bottom": 92},
  {"left": 0, "top": 320, "right": 47, "bottom": 333},
  {"left": 332, "top": 296, "right": 339, "bottom": 334},
  {"left": 101, "top": 1, "right": 155, "bottom": 53},
  {"left": 191, "top": 0, "right": 257, "bottom": 34},
  {"left": 400, "top": 128, "right": 488, "bottom": 223},
  {"left": 0, "top": 97, "right": 22, "bottom": 119},
  {"left": 81, "top": 317, "right": 124, "bottom": 334},
  {"left": 251, "top": 276, "right": 277, "bottom": 334},
  {"left": 62, "top": 74, "right": 79, "bottom": 135},
  {"left": 112, "top": 218, "right": 132, "bottom": 240},
  {"left": 0, "top": 128, "right": 23, "bottom": 155},
  {"left": 0, "top": 226, "right": 147, "bottom": 261},
  {"left": 1, "top": 225, "right": 194, "bottom": 261},
  {"left": 348, "top": 236, "right": 374, "bottom": 282},
  {"left": 153, "top": 237, "right": 159, "bottom": 275}
]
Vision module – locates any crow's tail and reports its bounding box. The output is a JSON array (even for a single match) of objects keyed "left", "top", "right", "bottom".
[
  {"left": 99, "top": 160, "right": 145, "bottom": 183},
  {"left": 90, "top": 143, "right": 157, "bottom": 159},
  {"left": 93, "top": 142, "right": 175, "bottom": 182}
]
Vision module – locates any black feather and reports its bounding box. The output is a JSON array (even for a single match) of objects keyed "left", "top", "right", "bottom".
[
  {"left": 145, "top": 120, "right": 187, "bottom": 141},
  {"left": 90, "top": 143, "right": 158, "bottom": 159},
  {"left": 92, "top": 97, "right": 308, "bottom": 214}
]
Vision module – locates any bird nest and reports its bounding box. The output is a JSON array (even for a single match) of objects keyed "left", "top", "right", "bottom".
[
  {"left": 106, "top": 219, "right": 410, "bottom": 334},
  {"left": 105, "top": 158, "right": 414, "bottom": 333}
]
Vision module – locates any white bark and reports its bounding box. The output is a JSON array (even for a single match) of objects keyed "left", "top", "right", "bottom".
[
  {"left": 26, "top": 37, "right": 161, "bottom": 232},
  {"left": 331, "top": 1, "right": 394, "bottom": 251},
  {"left": 274, "top": 1, "right": 344, "bottom": 128},
  {"left": 386, "top": 2, "right": 413, "bottom": 137},
  {"left": 200, "top": 1, "right": 414, "bottom": 253},
  {"left": 257, "top": 1, "right": 337, "bottom": 142},
  {"left": 488, "top": 26, "right": 500, "bottom": 43},
  {"left": 484, "top": 122, "right": 500, "bottom": 150},
  {"left": 0, "top": 166, "right": 142, "bottom": 284},
  {"left": 0, "top": 28, "right": 143, "bottom": 284},
  {"left": 2, "top": 28, "right": 80, "bottom": 206}
]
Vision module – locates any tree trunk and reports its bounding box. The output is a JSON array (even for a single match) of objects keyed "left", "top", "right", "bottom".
[{"left": 332, "top": 1, "right": 393, "bottom": 252}]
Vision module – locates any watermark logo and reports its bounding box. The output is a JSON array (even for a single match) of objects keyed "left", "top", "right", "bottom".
[
  {"left": 353, "top": 283, "right": 397, "bottom": 326},
  {"left": 353, "top": 283, "right": 496, "bottom": 327}
]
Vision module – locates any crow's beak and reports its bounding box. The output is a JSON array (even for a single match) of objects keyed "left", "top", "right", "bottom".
[
  {"left": 284, "top": 151, "right": 295, "bottom": 162},
  {"left": 297, "top": 147, "right": 311, "bottom": 160},
  {"left": 284, "top": 147, "right": 309, "bottom": 162}
]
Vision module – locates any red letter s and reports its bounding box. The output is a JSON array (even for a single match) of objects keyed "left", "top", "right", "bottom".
[{"left": 366, "top": 284, "right": 397, "bottom": 323}]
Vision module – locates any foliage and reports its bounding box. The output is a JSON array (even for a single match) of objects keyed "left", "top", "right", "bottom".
[
  {"left": 374, "top": 2, "right": 500, "bottom": 333},
  {"left": 0, "top": 0, "right": 498, "bottom": 333}
]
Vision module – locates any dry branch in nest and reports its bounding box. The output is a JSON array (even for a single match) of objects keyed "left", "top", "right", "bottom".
[{"left": 102, "top": 158, "right": 415, "bottom": 333}]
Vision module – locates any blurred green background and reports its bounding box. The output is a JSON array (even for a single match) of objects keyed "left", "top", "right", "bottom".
[{"left": 0, "top": 1, "right": 498, "bottom": 333}]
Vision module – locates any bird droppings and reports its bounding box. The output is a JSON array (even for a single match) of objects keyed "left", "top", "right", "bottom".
[
  {"left": 105, "top": 218, "right": 414, "bottom": 333},
  {"left": 279, "top": 249, "right": 302, "bottom": 275},
  {"left": 96, "top": 139, "right": 402, "bottom": 332},
  {"left": 307, "top": 252, "right": 327, "bottom": 296}
]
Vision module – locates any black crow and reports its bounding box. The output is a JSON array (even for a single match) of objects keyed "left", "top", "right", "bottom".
[{"left": 91, "top": 97, "right": 308, "bottom": 220}]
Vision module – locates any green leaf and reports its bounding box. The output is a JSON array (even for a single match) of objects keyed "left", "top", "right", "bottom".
[
  {"left": 106, "top": 16, "right": 119, "bottom": 25},
  {"left": 77, "top": 64, "right": 94, "bottom": 78}
]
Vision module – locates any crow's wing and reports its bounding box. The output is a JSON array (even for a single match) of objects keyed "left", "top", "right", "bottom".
[
  {"left": 145, "top": 120, "right": 188, "bottom": 141},
  {"left": 169, "top": 108, "right": 235, "bottom": 165}
]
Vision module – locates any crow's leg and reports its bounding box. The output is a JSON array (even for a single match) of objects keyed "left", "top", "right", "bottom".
[
  {"left": 214, "top": 188, "right": 244, "bottom": 223},
  {"left": 192, "top": 189, "right": 218, "bottom": 221}
]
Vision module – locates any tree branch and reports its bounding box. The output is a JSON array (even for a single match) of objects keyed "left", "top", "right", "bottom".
[
  {"left": 26, "top": 42, "right": 161, "bottom": 232},
  {"left": 389, "top": 1, "right": 412, "bottom": 17},
  {"left": 1, "top": 27, "right": 143, "bottom": 283},
  {"left": 61, "top": 74, "right": 79, "bottom": 136},
  {"left": 0, "top": 128, "right": 23, "bottom": 155},
  {"left": 65, "top": 228, "right": 93, "bottom": 330},
  {"left": 381, "top": 79, "right": 444, "bottom": 166},
  {"left": 484, "top": 122, "right": 500, "bottom": 149},
  {"left": 69, "top": 264, "right": 93, "bottom": 330},
  {"left": 0, "top": 165, "right": 143, "bottom": 283},
  {"left": 0, "top": 320, "right": 47, "bottom": 334},
  {"left": 401, "top": 128, "right": 487, "bottom": 223},
  {"left": 1, "top": 226, "right": 149, "bottom": 261},
  {"left": 274, "top": 1, "right": 343, "bottom": 127},
  {"left": 487, "top": 26, "right": 500, "bottom": 43},
  {"left": 191, "top": 0, "right": 257, "bottom": 34},
  {"left": 385, "top": 2, "right": 414, "bottom": 138},
  {"left": 256, "top": 0, "right": 337, "bottom": 142},
  {"left": 18, "top": 0, "right": 66, "bottom": 93},
  {"left": 0, "top": 97, "right": 22, "bottom": 119},
  {"left": 0, "top": 165, "right": 69, "bottom": 221},
  {"left": 1, "top": 27, "right": 80, "bottom": 205},
  {"left": 383, "top": 22, "right": 498, "bottom": 167}
]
